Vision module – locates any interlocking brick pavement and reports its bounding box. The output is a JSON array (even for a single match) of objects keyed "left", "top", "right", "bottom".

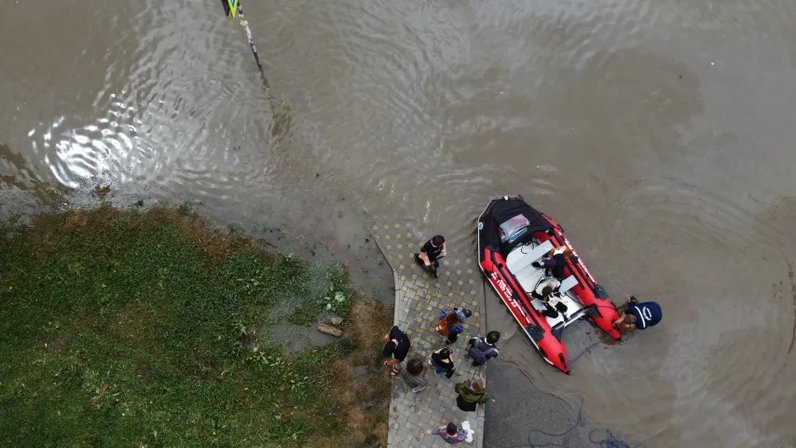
[{"left": 371, "top": 221, "right": 487, "bottom": 447}]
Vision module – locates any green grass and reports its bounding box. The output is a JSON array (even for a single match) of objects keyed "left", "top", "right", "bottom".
[{"left": 0, "top": 207, "right": 362, "bottom": 447}]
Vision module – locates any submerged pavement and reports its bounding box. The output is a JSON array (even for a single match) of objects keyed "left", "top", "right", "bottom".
[
  {"left": 371, "top": 221, "right": 486, "bottom": 448},
  {"left": 483, "top": 359, "right": 599, "bottom": 448}
]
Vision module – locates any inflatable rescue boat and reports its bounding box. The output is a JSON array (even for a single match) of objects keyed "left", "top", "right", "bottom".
[{"left": 477, "top": 196, "right": 621, "bottom": 373}]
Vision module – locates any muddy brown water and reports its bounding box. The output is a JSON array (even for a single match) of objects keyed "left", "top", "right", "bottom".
[{"left": 2, "top": 1, "right": 796, "bottom": 446}]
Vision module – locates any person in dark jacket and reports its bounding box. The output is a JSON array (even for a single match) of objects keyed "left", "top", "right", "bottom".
[
  {"left": 383, "top": 326, "right": 411, "bottom": 367},
  {"left": 454, "top": 379, "right": 488, "bottom": 412},
  {"left": 430, "top": 347, "right": 456, "bottom": 378},
  {"left": 467, "top": 331, "right": 500, "bottom": 366},
  {"left": 414, "top": 235, "right": 446, "bottom": 278}
]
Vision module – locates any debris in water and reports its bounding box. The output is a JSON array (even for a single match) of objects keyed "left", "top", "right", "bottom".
[
  {"left": 93, "top": 185, "right": 111, "bottom": 199},
  {"left": 317, "top": 323, "right": 343, "bottom": 338}
]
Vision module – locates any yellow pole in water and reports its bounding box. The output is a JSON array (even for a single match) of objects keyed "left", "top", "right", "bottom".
[{"left": 222, "top": 0, "right": 263, "bottom": 72}]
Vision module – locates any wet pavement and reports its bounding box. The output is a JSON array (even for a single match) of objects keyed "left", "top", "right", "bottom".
[
  {"left": 484, "top": 359, "right": 617, "bottom": 448},
  {"left": 371, "top": 220, "right": 486, "bottom": 447}
]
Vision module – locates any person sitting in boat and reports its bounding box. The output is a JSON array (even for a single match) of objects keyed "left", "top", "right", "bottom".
[
  {"left": 415, "top": 235, "right": 446, "bottom": 278},
  {"left": 531, "top": 277, "right": 560, "bottom": 300},
  {"left": 532, "top": 246, "right": 574, "bottom": 280},
  {"left": 612, "top": 296, "right": 663, "bottom": 331},
  {"left": 531, "top": 280, "right": 568, "bottom": 319},
  {"left": 391, "top": 357, "right": 427, "bottom": 393}
]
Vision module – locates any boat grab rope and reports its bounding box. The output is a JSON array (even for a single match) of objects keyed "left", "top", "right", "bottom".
[
  {"left": 511, "top": 398, "right": 644, "bottom": 448},
  {"left": 569, "top": 341, "right": 601, "bottom": 365}
]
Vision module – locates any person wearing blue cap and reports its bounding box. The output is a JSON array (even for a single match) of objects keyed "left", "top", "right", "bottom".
[{"left": 613, "top": 296, "right": 662, "bottom": 331}]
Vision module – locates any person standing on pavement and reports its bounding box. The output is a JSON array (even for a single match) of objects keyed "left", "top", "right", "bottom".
[
  {"left": 437, "top": 307, "right": 472, "bottom": 344},
  {"left": 429, "top": 347, "right": 456, "bottom": 378},
  {"left": 427, "top": 422, "right": 469, "bottom": 444}
]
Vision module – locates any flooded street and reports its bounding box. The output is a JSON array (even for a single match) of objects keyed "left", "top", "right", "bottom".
[{"left": 2, "top": 0, "right": 796, "bottom": 446}]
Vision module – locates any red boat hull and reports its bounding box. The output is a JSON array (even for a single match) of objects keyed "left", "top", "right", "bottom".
[{"left": 477, "top": 196, "right": 620, "bottom": 374}]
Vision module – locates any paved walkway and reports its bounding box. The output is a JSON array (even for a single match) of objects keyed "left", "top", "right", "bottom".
[{"left": 371, "top": 220, "right": 487, "bottom": 448}]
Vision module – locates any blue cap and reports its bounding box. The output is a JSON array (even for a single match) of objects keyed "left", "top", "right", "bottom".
[{"left": 628, "top": 301, "right": 662, "bottom": 329}]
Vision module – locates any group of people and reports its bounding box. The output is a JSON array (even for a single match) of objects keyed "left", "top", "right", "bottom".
[
  {"left": 382, "top": 322, "right": 496, "bottom": 445},
  {"left": 385, "top": 234, "right": 663, "bottom": 445},
  {"left": 372, "top": 235, "right": 499, "bottom": 444},
  {"left": 381, "top": 322, "right": 500, "bottom": 387},
  {"left": 427, "top": 329, "right": 501, "bottom": 378}
]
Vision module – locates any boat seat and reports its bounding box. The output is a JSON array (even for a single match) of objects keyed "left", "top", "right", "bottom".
[
  {"left": 507, "top": 240, "right": 554, "bottom": 273},
  {"left": 557, "top": 275, "right": 578, "bottom": 295},
  {"left": 516, "top": 268, "right": 545, "bottom": 296}
]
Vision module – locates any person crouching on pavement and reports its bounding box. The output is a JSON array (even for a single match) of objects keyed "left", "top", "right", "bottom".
[
  {"left": 455, "top": 379, "right": 488, "bottom": 412},
  {"left": 467, "top": 331, "right": 500, "bottom": 366},
  {"left": 427, "top": 422, "right": 470, "bottom": 444},
  {"left": 391, "top": 357, "right": 427, "bottom": 393},
  {"left": 415, "top": 234, "right": 446, "bottom": 278},
  {"left": 429, "top": 347, "right": 456, "bottom": 378}
]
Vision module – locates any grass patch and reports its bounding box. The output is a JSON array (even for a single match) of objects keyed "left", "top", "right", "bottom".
[{"left": 0, "top": 205, "right": 391, "bottom": 447}]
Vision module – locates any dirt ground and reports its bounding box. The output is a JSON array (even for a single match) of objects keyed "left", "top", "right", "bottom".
[{"left": 306, "top": 296, "right": 393, "bottom": 448}]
